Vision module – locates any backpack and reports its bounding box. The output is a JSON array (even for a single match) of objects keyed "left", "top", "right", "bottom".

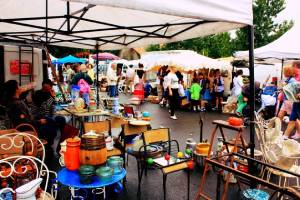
[{"left": 78, "top": 78, "right": 90, "bottom": 94}]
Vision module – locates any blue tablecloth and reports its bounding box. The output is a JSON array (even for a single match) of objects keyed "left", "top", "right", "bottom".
[{"left": 57, "top": 168, "right": 126, "bottom": 189}]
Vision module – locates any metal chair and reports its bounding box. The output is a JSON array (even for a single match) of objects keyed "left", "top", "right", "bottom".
[{"left": 137, "top": 128, "right": 190, "bottom": 200}]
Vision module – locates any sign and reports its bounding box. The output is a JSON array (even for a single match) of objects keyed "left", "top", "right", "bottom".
[{"left": 9, "top": 60, "right": 31, "bottom": 75}]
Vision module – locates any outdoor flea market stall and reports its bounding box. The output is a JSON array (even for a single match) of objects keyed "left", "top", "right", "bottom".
[{"left": 0, "top": 0, "right": 300, "bottom": 200}]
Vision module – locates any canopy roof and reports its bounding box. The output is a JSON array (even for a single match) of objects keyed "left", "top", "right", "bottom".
[
  {"left": 141, "top": 50, "right": 231, "bottom": 71},
  {"left": 0, "top": 0, "right": 252, "bottom": 50},
  {"left": 59, "top": 55, "right": 85, "bottom": 63},
  {"left": 234, "top": 23, "right": 300, "bottom": 60}
]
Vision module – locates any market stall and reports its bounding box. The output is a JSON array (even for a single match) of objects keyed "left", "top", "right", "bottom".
[{"left": 0, "top": 0, "right": 260, "bottom": 199}]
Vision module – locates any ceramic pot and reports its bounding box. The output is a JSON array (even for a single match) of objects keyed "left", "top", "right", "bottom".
[
  {"left": 79, "top": 165, "right": 95, "bottom": 184},
  {"left": 16, "top": 178, "right": 42, "bottom": 200},
  {"left": 96, "top": 166, "right": 114, "bottom": 181},
  {"left": 107, "top": 156, "right": 124, "bottom": 174},
  {"left": 64, "top": 138, "right": 81, "bottom": 171}
]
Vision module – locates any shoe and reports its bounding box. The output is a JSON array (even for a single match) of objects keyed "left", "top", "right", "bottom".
[
  {"left": 291, "top": 133, "right": 300, "bottom": 140},
  {"left": 170, "top": 115, "right": 178, "bottom": 120},
  {"left": 282, "top": 135, "right": 289, "bottom": 140},
  {"left": 212, "top": 107, "right": 218, "bottom": 111}
]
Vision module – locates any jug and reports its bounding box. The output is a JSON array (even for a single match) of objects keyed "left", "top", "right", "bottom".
[{"left": 64, "top": 138, "right": 81, "bottom": 171}]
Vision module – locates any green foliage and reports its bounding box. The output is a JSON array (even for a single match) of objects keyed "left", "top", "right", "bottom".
[
  {"left": 146, "top": 0, "right": 293, "bottom": 57},
  {"left": 146, "top": 32, "right": 234, "bottom": 58}
]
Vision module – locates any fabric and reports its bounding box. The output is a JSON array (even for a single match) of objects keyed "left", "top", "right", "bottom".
[
  {"left": 71, "top": 72, "right": 93, "bottom": 85},
  {"left": 6, "top": 98, "right": 33, "bottom": 126},
  {"left": 31, "top": 90, "right": 55, "bottom": 118},
  {"left": 178, "top": 84, "right": 185, "bottom": 97},
  {"left": 202, "top": 89, "right": 212, "bottom": 101},
  {"left": 234, "top": 24, "right": 300, "bottom": 60},
  {"left": 78, "top": 79, "right": 91, "bottom": 94},
  {"left": 189, "top": 83, "right": 202, "bottom": 100},
  {"left": 0, "top": 1, "right": 252, "bottom": 50},
  {"left": 290, "top": 102, "right": 300, "bottom": 121},
  {"left": 167, "top": 73, "right": 179, "bottom": 89},
  {"left": 236, "top": 94, "right": 247, "bottom": 114},
  {"left": 107, "top": 67, "right": 118, "bottom": 86},
  {"left": 232, "top": 75, "right": 244, "bottom": 96},
  {"left": 169, "top": 88, "right": 179, "bottom": 116},
  {"left": 108, "top": 85, "right": 117, "bottom": 97},
  {"left": 214, "top": 77, "right": 224, "bottom": 92},
  {"left": 126, "top": 67, "right": 135, "bottom": 79},
  {"left": 280, "top": 100, "right": 293, "bottom": 115},
  {"left": 87, "top": 69, "right": 95, "bottom": 81}
]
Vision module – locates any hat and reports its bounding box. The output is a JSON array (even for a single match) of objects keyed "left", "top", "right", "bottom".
[
  {"left": 42, "top": 79, "right": 55, "bottom": 86},
  {"left": 80, "top": 64, "right": 87, "bottom": 72}
]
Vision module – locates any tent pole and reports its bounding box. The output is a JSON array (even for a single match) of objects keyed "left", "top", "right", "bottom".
[
  {"left": 96, "top": 43, "right": 100, "bottom": 107},
  {"left": 67, "top": 1, "right": 70, "bottom": 32},
  {"left": 281, "top": 59, "right": 284, "bottom": 80},
  {"left": 45, "top": 0, "right": 48, "bottom": 43},
  {"left": 248, "top": 25, "right": 255, "bottom": 188}
]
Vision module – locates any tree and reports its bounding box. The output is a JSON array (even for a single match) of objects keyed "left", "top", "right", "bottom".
[
  {"left": 146, "top": 32, "right": 234, "bottom": 58},
  {"left": 233, "top": 0, "right": 293, "bottom": 50},
  {"left": 146, "top": 0, "right": 293, "bottom": 56}
]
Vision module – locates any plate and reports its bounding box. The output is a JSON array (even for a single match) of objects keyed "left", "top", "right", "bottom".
[{"left": 129, "top": 120, "right": 150, "bottom": 126}]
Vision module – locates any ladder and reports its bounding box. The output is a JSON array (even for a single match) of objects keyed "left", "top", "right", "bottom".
[
  {"left": 44, "top": 46, "right": 66, "bottom": 102},
  {"left": 18, "top": 46, "right": 34, "bottom": 86}
]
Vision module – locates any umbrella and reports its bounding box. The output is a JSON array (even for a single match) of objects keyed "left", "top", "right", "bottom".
[
  {"left": 92, "top": 53, "right": 120, "bottom": 60},
  {"left": 59, "top": 55, "right": 85, "bottom": 64}
]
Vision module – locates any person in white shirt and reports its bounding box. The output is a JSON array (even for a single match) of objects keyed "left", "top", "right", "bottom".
[
  {"left": 232, "top": 70, "right": 244, "bottom": 97},
  {"left": 213, "top": 69, "right": 224, "bottom": 111},
  {"left": 107, "top": 62, "right": 119, "bottom": 97},
  {"left": 125, "top": 65, "right": 135, "bottom": 94},
  {"left": 166, "top": 66, "right": 180, "bottom": 120}
]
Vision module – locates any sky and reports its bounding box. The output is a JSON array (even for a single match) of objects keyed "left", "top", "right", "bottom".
[{"left": 276, "top": 0, "right": 300, "bottom": 23}]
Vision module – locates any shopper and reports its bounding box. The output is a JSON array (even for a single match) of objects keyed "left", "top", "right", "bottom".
[
  {"left": 200, "top": 75, "right": 211, "bottom": 111},
  {"left": 213, "top": 69, "right": 224, "bottom": 111},
  {"left": 107, "top": 62, "right": 119, "bottom": 97},
  {"left": 0, "top": 80, "right": 57, "bottom": 146},
  {"left": 189, "top": 78, "right": 202, "bottom": 111},
  {"left": 125, "top": 64, "right": 135, "bottom": 94},
  {"left": 232, "top": 70, "right": 244, "bottom": 97},
  {"left": 71, "top": 64, "right": 93, "bottom": 85},
  {"left": 166, "top": 66, "right": 180, "bottom": 120}
]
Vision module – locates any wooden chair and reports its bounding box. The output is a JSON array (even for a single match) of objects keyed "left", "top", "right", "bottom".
[
  {"left": 138, "top": 128, "right": 189, "bottom": 200},
  {"left": 110, "top": 116, "right": 128, "bottom": 129}
]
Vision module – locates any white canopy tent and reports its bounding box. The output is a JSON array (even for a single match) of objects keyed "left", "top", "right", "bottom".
[
  {"left": 0, "top": 0, "right": 252, "bottom": 50},
  {"left": 140, "top": 50, "right": 232, "bottom": 71},
  {"left": 234, "top": 23, "right": 300, "bottom": 60}
]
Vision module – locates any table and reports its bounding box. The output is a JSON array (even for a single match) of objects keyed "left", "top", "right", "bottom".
[{"left": 57, "top": 168, "right": 126, "bottom": 199}]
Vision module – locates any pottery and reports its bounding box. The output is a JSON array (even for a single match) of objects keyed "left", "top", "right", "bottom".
[
  {"left": 64, "top": 138, "right": 81, "bottom": 171},
  {"left": 16, "top": 178, "right": 43, "bottom": 200},
  {"left": 78, "top": 165, "right": 95, "bottom": 184},
  {"left": 195, "top": 143, "right": 210, "bottom": 155},
  {"left": 107, "top": 156, "right": 124, "bottom": 174},
  {"left": 96, "top": 166, "right": 114, "bottom": 181}
]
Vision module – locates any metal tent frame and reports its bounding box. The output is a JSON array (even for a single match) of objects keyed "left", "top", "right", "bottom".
[{"left": 0, "top": 0, "right": 256, "bottom": 188}]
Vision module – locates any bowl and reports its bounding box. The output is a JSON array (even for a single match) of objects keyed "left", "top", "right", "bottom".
[
  {"left": 228, "top": 117, "right": 244, "bottom": 126},
  {"left": 195, "top": 143, "right": 210, "bottom": 155},
  {"left": 96, "top": 166, "right": 114, "bottom": 181},
  {"left": 107, "top": 156, "right": 124, "bottom": 174},
  {"left": 78, "top": 165, "right": 95, "bottom": 184}
]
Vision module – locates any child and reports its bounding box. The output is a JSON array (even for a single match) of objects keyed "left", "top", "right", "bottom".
[
  {"left": 144, "top": 80, "right": 152, "bottom": 98},
  {"left": 189, "top": 78, "right": 202, "bottom": 111},
  {"left": 200, "top": 76, "right": 211, "bottom": 111}
]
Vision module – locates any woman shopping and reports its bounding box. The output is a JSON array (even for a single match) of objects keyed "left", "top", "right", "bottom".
[{"left": 166, "top": 66, "right": 180, "bottom": 120}]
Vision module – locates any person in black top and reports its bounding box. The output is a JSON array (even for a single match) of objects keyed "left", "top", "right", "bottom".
[
  {"left": 1, "top": 80, "right": 57, "bottom": 147},
  {"left": 136, "top": 63, "right": 145, "bottom": 80}
]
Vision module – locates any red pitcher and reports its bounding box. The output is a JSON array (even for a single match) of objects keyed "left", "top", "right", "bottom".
[{"left": 64, "top": 138, "right": 81, "bottom": 171}]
